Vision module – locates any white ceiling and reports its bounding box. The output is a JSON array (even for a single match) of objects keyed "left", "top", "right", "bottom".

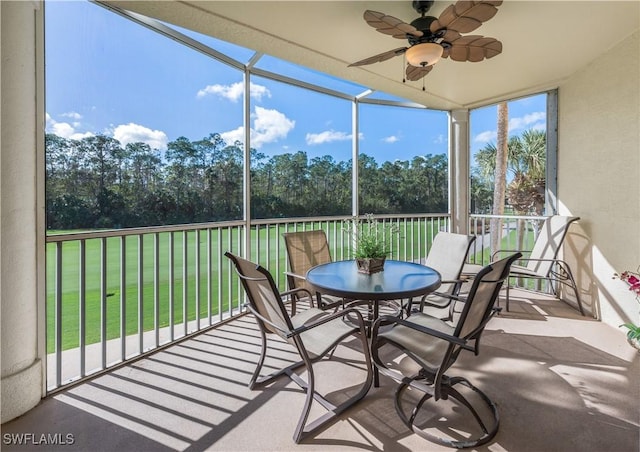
[{"left": 108, "top": 1, "right": 639, "bottom": 110}]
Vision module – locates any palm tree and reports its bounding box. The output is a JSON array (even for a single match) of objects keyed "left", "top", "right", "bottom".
[
  {"left": 474, "top": 128, "right": 547, "bottom": 253},
  {"left": 507, "top": 129, "right": 546, "bottom": 250},
  {"left": 491, "top": 102, "right": 509, "bottom": 255},
  {"left": 506, "top": 129, "right": 546, "bottom": 215}
]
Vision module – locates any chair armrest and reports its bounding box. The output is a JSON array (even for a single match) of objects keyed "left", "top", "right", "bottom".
[
  {"left": 243, "top": 302, "right": 291, "bottom": 336},
  {"left": 280, "top": 287, "right": 313, "bottom": 299},
  {"left": 244, "top": 301, "right": 366, "bottom": 339},
  {"left": 420, "top": 291, "right": 467, "bottom": 304},
  {"left": 491, "top": 249, "right": 531, "bottom": 261},
  {"left": 281, "top": 287, "right": 315, "bottom": 310},
  {"left": 288, "top": 307, "right": 367, "bottom": 338},
  {"left": 513, "top": 257, "right": 560, "bottom": 264},
  {"left": 463, "top": 308, "right": 501, "bottom": 348},
  {"left": 407, "top": 291, "right": 468, "bottom": 317},
  {"left": 510, "top": 257, "right": 573, "bottom": 278},
  {"left": 372, "top": 314, "right": 469, "bottom": 349},
  {"left": 284, "top": 271, "right": 306, "bottom": 281}
]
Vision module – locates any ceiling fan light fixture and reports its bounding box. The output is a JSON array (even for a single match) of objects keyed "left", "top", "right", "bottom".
[{"left": 405, "top": 42, "right": 443, "bottom": 67}]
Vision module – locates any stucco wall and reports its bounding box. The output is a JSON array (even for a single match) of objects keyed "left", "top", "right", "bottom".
[
  {"left": 1, "top": 0, "right": 45, "bottom": 423},
  {"left": 558, "top": 30, "right": 639, "bottom": 329}
]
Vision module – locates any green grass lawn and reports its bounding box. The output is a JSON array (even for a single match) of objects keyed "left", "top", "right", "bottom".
[
  {"left": 468, "top": 222, "right": 538, "bottom": 291},
  {"left": 47, "top": 231, "right": 237, "bottom": 353},
  {"left": 47, "top": 219, "right": 442, "bottom": 353},
  {"left": 468, "top": 223, "right": 535, "bottom": 264}
]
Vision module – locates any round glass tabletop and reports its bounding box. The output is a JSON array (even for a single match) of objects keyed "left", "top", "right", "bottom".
[{"left": 306, "top": 259, "right": 441, "bottom": 300}]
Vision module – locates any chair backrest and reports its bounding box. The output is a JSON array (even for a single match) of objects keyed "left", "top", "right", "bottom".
[
  {"left": 283, "top": 230, "right": 332, "bottom": 291},
  {"left": 527, "top": 216, "right": 579, "bottom": 275},
  {"left": 225, "top": 252, "right": 293, "bottom": 340},
  {"left": 425, "top": 232, "right": 476, "bottom": 295},
  {"left": 455, "top": 253, "right": 522, "bottom": 342}
]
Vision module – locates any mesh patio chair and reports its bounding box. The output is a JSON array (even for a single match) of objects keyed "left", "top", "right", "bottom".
[
  {"left": 283, "top": 230, "right": 344, "bottom": 310},
  {"left": 370, "top": 253, "right": 521, "bottom": 449},
  {"left": 463, "top": 216, "right": 584, "bottom": 315},
  {"left": 409, "top": 232, "right": 476, "bottom": 320},
  {"left": 225, "top": 252, "right": 373, "bottom": 443}
]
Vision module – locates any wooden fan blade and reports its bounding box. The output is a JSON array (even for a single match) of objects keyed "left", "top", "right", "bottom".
[
  {"left": 406, "top": 64, "right": 435, "bottom": 81},
  {"left": 441, "top": 29, "right": 462, "bottom": 43},
  {"left": 431, "top": 1, "right": 502, "bottom": 34},
  {"left": 447, "top": 35, "right": 502, "bottom": 62},
  {"left": 349, "top": 47, "right": 407, "bottom": 67},
  {"left": 363, "top": 10, "right": 423, "bottom": 38}
]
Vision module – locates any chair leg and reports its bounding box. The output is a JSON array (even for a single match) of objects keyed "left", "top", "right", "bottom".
[
  {"left": 293, "top": 359, "right": 315, "bottom": 443},
  {"left": 505, "top": 280, "right": 510, "bottom": 312},
  {"left": 394, "top": 373, "right": 499, "bottom": 449},
  {"left": 291, "top": 329, "right": 373, "bottom": 443},
  {"left": 550, "top": 263, "right": 586, "bottom": 316},
  {"left": 558, "top": 264, "right": 585, "bottom": 316},
  {"left": 250, "top": 329, "right": 307, "bottom": 388},
  {"left": 248, "top": 329, "right": 268, "bottom": 390}
]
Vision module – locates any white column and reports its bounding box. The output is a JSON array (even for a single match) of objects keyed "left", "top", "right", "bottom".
[
  {"left": 1, "top": 0, "right": 46, "bottom": 423},
  {"left": 449, "top": 109, "right": 470, "bottom": 234}
]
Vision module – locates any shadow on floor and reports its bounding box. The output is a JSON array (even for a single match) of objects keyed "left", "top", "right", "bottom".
[{"left": 3, "top": 292, "right": 638, "bottom": 451}]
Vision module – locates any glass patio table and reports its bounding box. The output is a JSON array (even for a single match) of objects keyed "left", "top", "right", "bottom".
[
  {"left": 306, "top": 259, "right": 441, "bottom": 306},
  {"left": 306, "top": 259, "right": 441, "bottom": 386}
]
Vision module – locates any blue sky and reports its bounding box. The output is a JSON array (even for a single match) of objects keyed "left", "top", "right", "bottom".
[{"left": 45, "top": 1, "right": 546, "bottom": 165}]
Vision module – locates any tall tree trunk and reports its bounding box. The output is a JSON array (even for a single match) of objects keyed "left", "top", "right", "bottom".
[{"left": 491, "top": 102, "right": 509, "bottom": 257}]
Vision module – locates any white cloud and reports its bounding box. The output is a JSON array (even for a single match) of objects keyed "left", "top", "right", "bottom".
[
  {"left": 61, "top": 111, "right": 82, "bottom": 120},
  {"left": 220, "top": 106, "right": 295, "bottom": 149},
  {"left": 383, "top": 135, "right": 399, "bottom": 144},
  {"left": 47, "top": 114, "right": 167, "bottom": 148},
  {"left": 51, "top": 122, "right": 76, "bottom": 137},
  {"left": 474, "top": 130, "right": 497, "bottom": 144},
  {"left": 473, "top": 111, "right": 546, "bottom": 144},
  {"left": 46, "top": 113, "right": 94, "bottom": 140},
  {"left": 220, "top": 126, "right": 245, "bottom": 147},
  {"left": 433, "top": 134, "right": 445, "bottom": 144},
  {"left": 249, "top": 84, "right": 271, "bottom": 102},
  {"left": 509, "top": 111, "right": 545, "bottom": 131},
  {"left": 197, "top": 81, "right": 271, "bottom": 102},
  {"left": 112, "top": 123, "right": 168, "bottom": 150},
  {"left": 305, "top": 129, "right": 352, "bottom": 145}
]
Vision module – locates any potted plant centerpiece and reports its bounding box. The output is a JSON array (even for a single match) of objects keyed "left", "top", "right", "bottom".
[
  {"left": 614, "top": 268, "right": 640, "bottom": 351},
  {"left": 346, "top": 214, "right": 397, "bottom": 274}
]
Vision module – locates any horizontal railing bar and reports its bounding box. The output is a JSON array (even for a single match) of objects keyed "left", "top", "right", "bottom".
[
  {"left": 45, "top": 220, "right": 246, "bottom": 242},
  {"left": 46, "top": 214, "right": 452, "bottom": 242},
  {"left": 470, "top": 213, "right": 547, "bottom": 221}
]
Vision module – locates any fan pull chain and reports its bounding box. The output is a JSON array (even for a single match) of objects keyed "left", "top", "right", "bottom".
[
  {"left": 422, "top": 76, "right": 426, "bottom": 91},
  {"left": 402, "top": 54, "right": 406, "bottom": 84}
]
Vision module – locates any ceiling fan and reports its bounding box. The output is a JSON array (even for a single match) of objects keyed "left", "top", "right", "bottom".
[{"left": 349, "top": 1, "right": 503, "bottom": 82}]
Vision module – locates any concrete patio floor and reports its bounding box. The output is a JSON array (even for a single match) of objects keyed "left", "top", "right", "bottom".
[{"left": 2, "top": 289, "right": 639, "bottom": 451}]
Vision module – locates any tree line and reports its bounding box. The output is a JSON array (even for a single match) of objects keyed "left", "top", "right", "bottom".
[{"left": 45, "top": 133, "right": 449, "bottom": 229}]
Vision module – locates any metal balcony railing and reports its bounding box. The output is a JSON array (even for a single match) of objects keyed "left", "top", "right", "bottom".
[
  {"left": 46, "top": 213, "right": 450, "bottom": 391},
  {"left": 467, "top": 214, "right": 547, "bottom": 266}
]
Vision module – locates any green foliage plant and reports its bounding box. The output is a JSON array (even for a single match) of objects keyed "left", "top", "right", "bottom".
[{"left": 346, "top": 214, "right": 398, "bottom": 259}]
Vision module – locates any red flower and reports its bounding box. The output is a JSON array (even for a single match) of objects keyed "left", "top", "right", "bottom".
[{"left": 617, "top": 270, "right": 640, "bottom": 296}]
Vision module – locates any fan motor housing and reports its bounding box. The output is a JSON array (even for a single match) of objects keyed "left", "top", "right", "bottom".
[{"left": 408, "top": 16, "right": 439, "bottom": 45}]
